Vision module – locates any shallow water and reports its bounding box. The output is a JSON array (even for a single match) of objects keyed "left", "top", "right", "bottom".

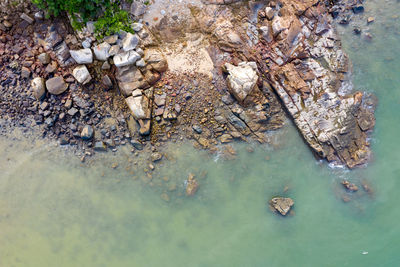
[{"left": 1, "top": 0, "right": 400, "bottom": 266}]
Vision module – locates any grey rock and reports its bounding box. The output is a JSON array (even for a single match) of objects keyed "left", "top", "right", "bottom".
[
  {"left": 130, "top": 139, "right": 143, "bottom": 150},
  {"left": 108, "top": 45, "right": 120, "bottom": 56},
  {"left": 130, "top": 2, "right": 146, "bottom": 17},
  {"left": 192, "top": 125, "right": 202, "bottom": 134},
  {"left": 81, "top": 125, "right": 94, "bottom": 140},
  {"left": 31, "top": 77, "right": 46, "bottom": 100},
  {"left": 70, "top": 48, "right": 93, "bottom": 64},
  {"left": 259, "top": 25, "right": 273, "bottom": 43},
  {"left": 46, "top": 76, "right": 68, "bottom": 95},
  {"left": 93, "top": 42, "right": 111, "bottom": 61},
  {"left": 20, "top": 13, "right": 34, "bottom": 24},
  {"left": 72, "top": 65, "right": 92, "bottom": 84},
  {"left": 82, "top": 38, "right": 92, "bottom": 48},
  {"left": 38, "top": 53, "right": 51, "bottom": 64},
  {"left": 132, "top": 23, "right": 143, "bottom": 32},
  {"left": 67, "top": 107, "right": 79, "bottom": 116},
  {"left": 101, "top": 61, "right": 111, "bottom": 70},
  {"left": 94, "top": 141, "right": 107, "bottom": 151},
  {"left": 102, "top": 75, "right": 113, "bottom": 89},
  {"left": 265, "top": 7, "right": 275, "bottom": 20},
  {"left": 122, "top": 33, "right": 140, "bottom": 52}
]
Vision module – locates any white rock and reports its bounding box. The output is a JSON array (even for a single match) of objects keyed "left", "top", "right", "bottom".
[
  {"left": 125, "top": 95, "right": 150, "bottom": 120},
  {"left": 20, "top": 13, "right": 34, "bottom": 24},
  {"left": 225, "top": 62, "right": 258, "bottom": 102},
  {"left": 70, "top": 48, "right": 93, "bottom": 64},
  {"left": 72, "top": 65, "right": 92, "bottom": 84},
  {"left": 122, "top": 33, "right": 140, "bottom": 52},
  {"left": 113, "top": 51, "right": 141, "bottom": 67},
  {"left": 31, "top": 77, "right": 46, "bottom": 100},
  {"left": 132, "top": 89, "right": 142, "bottom": 97},
  {"left": 265, "top": 7, "right": 275, "bottom": 20},
  {"left": 136, "top": 58, "right": 146, "bottom": 67},
  {"left": 93, "top": 42, "right": 111, "bottom": 61}
]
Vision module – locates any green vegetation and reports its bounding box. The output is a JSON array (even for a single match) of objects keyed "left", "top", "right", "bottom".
[{"left": 31, "top": 0, "right": 133, "bottom": 37}]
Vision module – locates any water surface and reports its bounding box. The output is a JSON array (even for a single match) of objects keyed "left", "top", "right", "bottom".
[{"left": 1, "top": 0, "right": 400, "bottom": 266}]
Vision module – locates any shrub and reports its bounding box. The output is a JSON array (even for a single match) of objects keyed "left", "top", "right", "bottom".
[{"left": 31, "top": 0, "right": 132, "bottom": 36}]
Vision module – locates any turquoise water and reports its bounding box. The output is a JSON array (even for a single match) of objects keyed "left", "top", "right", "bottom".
[{"left": 1, "top": 0, "right": 400, "bottom": 266}]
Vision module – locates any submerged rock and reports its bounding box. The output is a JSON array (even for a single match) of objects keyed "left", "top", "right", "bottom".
[
  {"left": 269, "top": 197, "right": 294, "bottom": 216},
  {"left": 185, "top": 173, "right": 199, "bottom": 196},
  {"left": 341, "top": 180, "right": 359, "bottom": 192}
]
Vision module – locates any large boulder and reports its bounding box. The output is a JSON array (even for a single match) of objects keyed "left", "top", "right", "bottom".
[
  {"left": 45, "top": 76, "right": 68, "bottom": 95},
  {"left": 224, "top": 62, "right": 258, "bottom": 102},
  {"left": 269, "top": 197, "right": 294, "bottom": 216},
  {"left": 113, "top": 51, "right": 141, "bottom": 67},
  {"left": 72, "top": 65, "right": 92, "bottom": 84},
  {"left": 70, "top": 48, "right": 93, "bottom": 64},
  {"left": 125, "top": 95, "right": 151, "bottom": 120},
  {"left": 31, "top": 77, "right": 46, "bottom": 100},
  {"left": 116, "top": 65, "right": 148, "bottom": 96},
  {"left": 93, "top": 42, "right": 111, "bottom": 61}
]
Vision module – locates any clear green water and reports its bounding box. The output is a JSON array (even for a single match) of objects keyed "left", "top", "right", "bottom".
[{"left": 1, "top": 1, "right": 400, "bottom": 266}]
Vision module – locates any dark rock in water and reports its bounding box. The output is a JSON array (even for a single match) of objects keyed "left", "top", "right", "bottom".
[
  {"left": 94, "top": 141, "right": 107, "bottom": 152},
  {"left": 269, "top": 197, "right": 294, "bottom": 216},
  {"left": 81, "top": 125, "right": 94, "bottom": 140},
  {"left": 131, "top": 139, "right": 144, "bottom": 150},
  {"left": 352, "top": 5, "right": 364, "bottom": 14},
  {"left": 353, "top": 27, "right": 361, "bottom": 35},
  {"left": 341, "top": 180, "right": 358, "bottom": 192},
  {"left": 185, "top": 173, "right": 199, "bottom": 196}
]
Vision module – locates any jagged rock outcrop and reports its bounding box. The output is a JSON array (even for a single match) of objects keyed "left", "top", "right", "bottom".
[{"left": 255, "top": 0, "right": 376, "bottom": 168}]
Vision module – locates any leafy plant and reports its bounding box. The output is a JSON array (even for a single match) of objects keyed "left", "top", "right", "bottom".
[{"left": 31, "top": 0, "right": 133, "bottom": 36}]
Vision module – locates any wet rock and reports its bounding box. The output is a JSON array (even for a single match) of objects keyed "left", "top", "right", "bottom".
[
  {"left": 220, "top": 134, "right": 233, "bottom": 143},
  {"left": 81, "top": 125, "right": 94, "bottom": 140},
  {"left": 186, "top": 173, "right": 199, "bottom": 196},
  {"left": 122, "top": 33, "right": 140, "bottom": 52},
  {"left": 353, "top": 27, "right": 361, "bottom": 35},
  {"left": 72, "top": 65, "right": 92, "bottom": 84},
  {"left": 224, "top": 62, "right": 258, "bottom": 103},
  {"left": 192, "top": 125, "right": 203, "bottom": 134},
  {"left": 113, "top": 51, "right": 141, "bottom": 67},
  {"left": 341, "top": 180, "right": 358, "bottom": 192},
  {"left": 151, "top": 152, "right": 163, "bottom": 162},
  {"left": 31, "top": 77, "right": 46, "bottom": 100},
  {"left": 93, "top": 42, "right": 111, "bottom": 61},
  {"left": 46, "top": 76, "right": 68, "bottom": 95},
  {"left": 130, "top": 139, "right": 144, "bottom": 150},
  {"left": 269, "top": 197, "right": 294, "bottom": 216},
  {"left": 70, "top": 48, "right": 93, "bottom": 64},
  {"left": 94, "top": 141, "right": 107, "bottom": 151},
  {"left": 352, "top": 5, "right": 364, "bottom": 14},
  {"left": 38, "top": 53, "right": 51, "bottom": 65}
]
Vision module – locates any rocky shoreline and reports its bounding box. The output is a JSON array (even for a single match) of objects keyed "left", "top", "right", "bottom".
[{"left": 0, "top": 0, "right": 375, "bottom": 168}]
